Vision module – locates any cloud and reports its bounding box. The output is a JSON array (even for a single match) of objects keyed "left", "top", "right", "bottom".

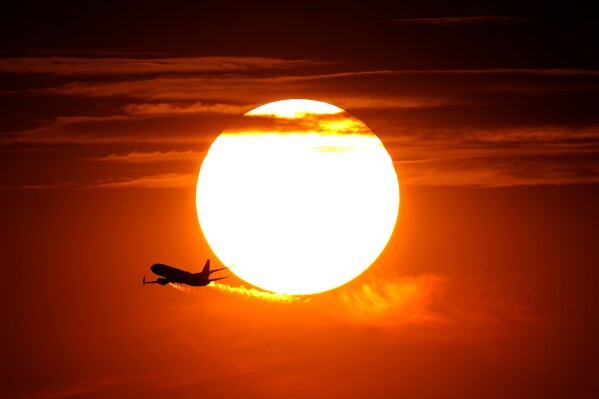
[
  {"left": 2, "top": 173, "right": 198, "bottom": 190},
  {"left": 19, "top": 369, "right": 230, "bottom": 399},
  {"left": 0, "top": 114, "right": 224, "bottom": 145},
  {"left": 20, "top": 376, "right": 134, "bottom": 399},
  {"left": 0, "top": 182, "right": 76, "bottom": 190},
  {"left": 335, "top": 274, "right": 447, "bottom": 327},
  {"left": 124, "top": 102, "right": 251, "bottom": 116},
  {"left": 89, "top": 173, "right": 196, "bottom": 189},
  {"left": 395, "top": 152, "right": 599, "bottom": 187},
  {"left": 224, "top": 112, "right": 373, "bottom": 136},
  {"left": 368, "top": 16, "right": 530, "bottom": 27},
  {"left": 384, "top": 125, "right": 599, "bottom": 149},
  {"left": 388, "top": 125, "right": 599, "bottom": 187},
  {"left": 0, "top": 56, "right": 321, "bottom": 75},
  {"left": 5, "top": 123, "right": 598, "bottom": 189},
  {"left": 32, "top": 74, "right": 315, "bottom": 100},
  {"left": 332, "top": 273, "right": 552, "bottom": 341},
  {"left": 332, "top": 96, "right": 467, "bottom": 110},
  {"left": 90, "top": 150, "right": 205, "bottom": 163},
  {"left": 3, "top": 61, "right": 597, "bottom": 188},
  {"left": 31, "top": 69, "right": 599, "bottom": 106}
]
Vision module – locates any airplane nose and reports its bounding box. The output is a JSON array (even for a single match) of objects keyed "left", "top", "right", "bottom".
[
  {"left": 151, "top": 263, "right": 171, "bottom": 274},
  {"left": 150, "top": 263, "right": 162, "bottom": 273}
]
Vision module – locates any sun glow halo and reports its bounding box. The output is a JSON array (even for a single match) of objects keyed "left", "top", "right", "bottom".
[{"left": 196, "top": 99, "right": 399, "bottom": 295}]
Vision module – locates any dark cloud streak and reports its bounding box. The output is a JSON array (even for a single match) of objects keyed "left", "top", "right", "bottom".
[
  {"left": 0, "top": 56, "right": 322, "bottom": 76},
  {"left": 2, "top": 56, "right": 598, "bottom": 189},
  {"left": 367, "top": 16, "right": 531, "bottom": 27}
]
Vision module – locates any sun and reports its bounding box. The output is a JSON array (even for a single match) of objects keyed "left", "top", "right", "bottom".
[{"left": 196, "top": 99, "right": 399, "bottom": 295}]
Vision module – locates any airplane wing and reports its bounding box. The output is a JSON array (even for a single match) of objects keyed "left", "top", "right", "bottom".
[{"left": 209, "top": 276, "right": 229, "bottom": 282}]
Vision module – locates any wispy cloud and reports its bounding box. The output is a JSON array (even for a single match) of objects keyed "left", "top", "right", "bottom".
[
  {"left": 335, "top": 274, "right": 447, "bottom": 327},
  {"left": 19, "top": 369, "right": 226, "bottom": 399},
  {"left": 2, "top": 173, "right": 197, "bottom": 190},
  {"left": 0, "top": 182, "right": 76, "bottom": 190},
  {"left": 395, "top": 152, "right": 599, "bottom": 187},
  {"left": 0, "top": 56, "right": 321, "bottom": 75},
  {"left": 3, "top": 58, "right": 597, "bottom": 188},
  {"left": 0, "top": 114, "right": 220, "bottom": 145},
  {"left": 124, "top": 102, "right": 251, "bottom": 116},
  {"left": 31, "top": 69, "right": 599, "bottom": 104},
  {"left": 390, "top": 126, "right": 599, "bottom": 187},
  {"left": 333, "top": 273, "right": 552, "bottom": 340},
  {"left": 89, "top": 173, "right": 196, "bottom": 189},
  {"left": 90, "top": 150, "right": 205, "bottom": 163},
  {"left": 368, "top": 16, "right": 530, "bottom": 27},
  {"left": 20, "top": 376, "right": 133, "bottom": 399}
]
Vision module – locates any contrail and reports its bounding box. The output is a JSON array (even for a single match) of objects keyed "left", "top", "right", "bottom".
[{"left": 169, "top": 282, "right": 304, "bottom": 303}]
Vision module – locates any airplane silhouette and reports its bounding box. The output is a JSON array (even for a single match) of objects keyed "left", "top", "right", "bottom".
[{"left": 143, "top": 259, "right": 229, "bottom": 287}]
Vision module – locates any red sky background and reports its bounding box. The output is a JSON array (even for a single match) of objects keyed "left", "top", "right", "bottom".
[{"left": 1, "top": 2, "right": 597, "bottom": 398}]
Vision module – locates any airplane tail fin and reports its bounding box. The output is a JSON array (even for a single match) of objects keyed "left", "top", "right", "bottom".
[{"left": 201, "top": 258, "right": 210, "bottom": 275}]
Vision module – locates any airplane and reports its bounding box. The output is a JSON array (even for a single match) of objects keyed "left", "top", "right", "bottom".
[{"left": 143, "top": 259, "right": 229, "bottom": 287}]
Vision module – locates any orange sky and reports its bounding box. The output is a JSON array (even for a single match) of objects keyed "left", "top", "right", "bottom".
[{"left": 1, "top": 2, "right": 598, "bottom": 398}]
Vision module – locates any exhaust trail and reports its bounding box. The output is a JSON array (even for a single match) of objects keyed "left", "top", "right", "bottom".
[{"left": 169, "top": 282, "right": 304, "bottom": 303}]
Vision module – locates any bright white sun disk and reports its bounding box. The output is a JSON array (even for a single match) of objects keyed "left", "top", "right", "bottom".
[{"left": 196, "top": 99, "right": 399, "bottom": 295}]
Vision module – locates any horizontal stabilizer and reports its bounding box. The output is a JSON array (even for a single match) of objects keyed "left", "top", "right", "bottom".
[
  {"left": 209, "top": 266, "right": 230, "bottom": 274},
  {"left": 143, "top": 276, "right": 160, "bottom": 285}
]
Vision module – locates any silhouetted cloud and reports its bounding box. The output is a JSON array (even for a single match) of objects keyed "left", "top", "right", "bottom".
[
  {"left": 1, "top": 114, "right": 224, "bottom": 144},
  {"left": 90, "top": 150, "right": 204, "bottom": 163},
  {"left": 368, "top": 16, "right": 530, "bottom": 27},
  {"left": 0, "top": 56, "right": 321, "bottom": 75},
  {"left": 30, "top": 69, "right": 599, "bottom": 105},
  {"left": 0, "top": 182, "right": 76, "bottom": 190},
  {"left": 2, "top": 57, "right": 597, "bottom": 188},
  {"left": 124, "top": 102, "right": 250, "bottom": 116},
  {"left": 89, "top": 173, "right": 196, "bottom": 189},
  {"left": 395, "top": 155, "right": 599, "bottom": 187},
  {"left": 390, "top": 126, "right": 599, "bottom": 186}
]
